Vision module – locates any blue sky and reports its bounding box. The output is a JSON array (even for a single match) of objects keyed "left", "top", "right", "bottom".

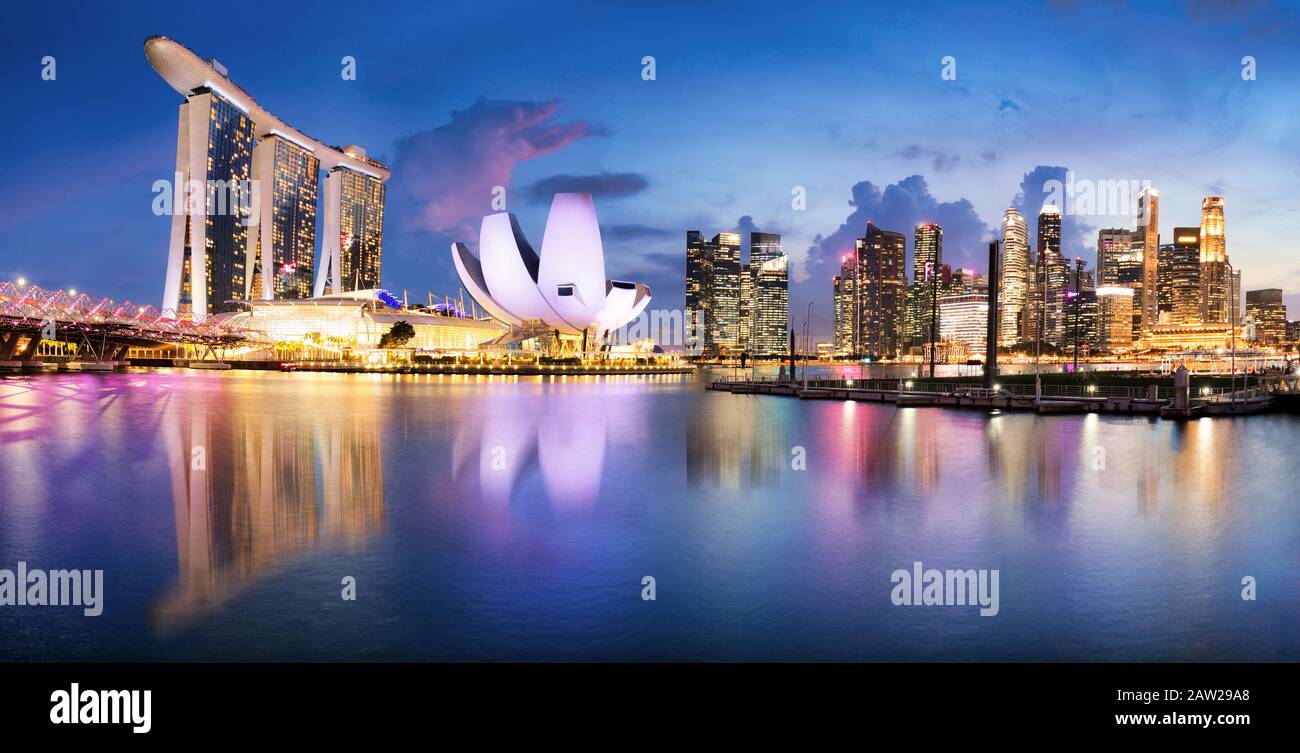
[{"left": 3, "top": 0, "right": 1298, "bottom": 335}]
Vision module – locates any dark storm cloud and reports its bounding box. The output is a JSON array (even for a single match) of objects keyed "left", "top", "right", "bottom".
[{"left": 522, "top": 172, "right": 649, "bottom": 204}]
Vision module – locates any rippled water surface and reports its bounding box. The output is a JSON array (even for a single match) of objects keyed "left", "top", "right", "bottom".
[{"left": 1, "top": 369, "right": 1297, "bottom": 660}]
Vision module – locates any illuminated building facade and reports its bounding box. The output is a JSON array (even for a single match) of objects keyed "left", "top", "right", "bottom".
[
  {"left": 833, "top": 266, "right": 856, "bottom": 355},
  {"left": 147, "top": 36, "right": 390, "bottom": 320},
  {"left": 1136, "top": 186, "right": 1160, "bottom": 333},
  {"left": 318, "top": 160, "right": 387, "bottom": 295},
  {"left": 939, "top": 293, "right": 988, "bottom": 355},
  {"left": 1096, "top": 228, "right": 1133, "bottom": 288},
  {"left": 161, "top": 89, "right": 254, "bottom": 318},
  {"left": 1034, "top": 204, "right": 1068, "bottom": 347},
  {"left": 998, "top": 208, "right": 1030, "bottom": 346},
  {"left": 1245, "top": 288, "right": 1286, "bottom": 344},
  {"left": 1199, "top": 196, "right": 1230, "bottom": 323},
  {"left": 684, "top": 230, "right": 741, "bottom": 356},
  {"left": 251, "top": 134, "right": 318, "bottom": 300},
  {"left": 1096, "top": 287, "right": 1134, "bottom": 352},
  {"left": 748, "top": 232, "right": 789, "bottom": 357},
  {"left": 1169, "top": 227, "right": 1201, "bottom": 324},
  {"left": 858, "top": 222, "right": 907, "bottom": 359}
]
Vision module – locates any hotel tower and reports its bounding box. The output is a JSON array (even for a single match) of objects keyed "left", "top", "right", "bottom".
[{"left": 146, "top": 37, "right": 390, "bottom": 320}]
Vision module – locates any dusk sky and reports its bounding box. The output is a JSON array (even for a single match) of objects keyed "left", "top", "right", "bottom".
[{"left": 3, "top": 0, "right": 1298, "bottom": 335}]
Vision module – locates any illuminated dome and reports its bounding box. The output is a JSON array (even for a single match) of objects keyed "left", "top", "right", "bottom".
[{"left": 452, "top": 193, "right": 651, "bottom": 339}]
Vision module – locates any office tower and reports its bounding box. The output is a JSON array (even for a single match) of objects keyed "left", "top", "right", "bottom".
[
  {"left": 147, "top": 37, "right": 390, "bottom": 318},
  {"left": 739, "top": 263, "right": 752, "bottom": 350},
  {"left": 1136, "top": 186, "right": 1159, "bottom": 332},
  {"left": 749, "top": 233, "right": 789, "bottom": 357},
  {"left": 939, "top": 293, "right": 989, "bottom": 355},
  {"left": 711, "top": 232, "right": 741, "bottom": 351},
  {"left": 250, "top": 134, "right": 319, "bottom": 300},
  {"left": 1199, "top": 196, "right": 1230, "bottom": 323},
  {"left": 1096, "top": 228, "right": 1134, "bottom": 287},
  {"left": 683, "top": 231, "right": 741, "bottom": 356},
  {"left": 1096, "top": 287, "right": 1135, "bottom": 351},
  {"left": 910, "top": 223, "right": 943, "bottom": 352},
  {"left": 161, "top": 88, "right": 255, "bottom": 319},
  {"left": 1036, "top": 204, "right": 1068, "bottom": 347},
  {"left": 1156, "top": 243, "right": 1174, "bottom": 320},
  {"left": 685, "top": 231, "right": 712, "bottom": 353},
  {"left": 1245, "top": 289, "right": 1286, "bottom": 344},
  {"left": 1232, "top": 270, "right": 1242, "bottom": 324},
  {"left": 1288, "top": 320, "right": 1300, "bottom": 342},
  {"left": 1169, "top": 228, "right": 1201, "bottom": 324},
  {"left": 998, "top": 208, "right": 1030, "bottom": 347},
  {"left": 858, "top": 222, "right": 907, "bottom": 359}
]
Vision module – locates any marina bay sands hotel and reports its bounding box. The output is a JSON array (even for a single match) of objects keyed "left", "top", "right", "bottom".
[{"left": 145, "top": 36, "right": 389, "bottom": 320}]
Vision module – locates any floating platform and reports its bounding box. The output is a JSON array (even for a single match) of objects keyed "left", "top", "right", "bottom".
[{"left": 709, "top": 380, "right": 1279, "bottom": 419}]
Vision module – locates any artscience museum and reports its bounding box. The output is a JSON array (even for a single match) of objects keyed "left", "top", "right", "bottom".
[{"left": 452, "top": 193, "right": 652, "bottom": 352}]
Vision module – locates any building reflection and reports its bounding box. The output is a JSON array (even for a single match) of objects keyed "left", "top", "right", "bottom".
[
  {"left": 686, "top": 395, "right": 788, "bottom": 489},
  {"left": 152, "top": 398, "right": 384, "bottom": 632},
  {"left": 448, "top": 382, "right": 611, "bottom": 510}
]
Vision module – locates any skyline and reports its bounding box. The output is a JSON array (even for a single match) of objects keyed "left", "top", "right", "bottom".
[{"left": 4, "top": 1, "right": 1300, "bottom": 338}]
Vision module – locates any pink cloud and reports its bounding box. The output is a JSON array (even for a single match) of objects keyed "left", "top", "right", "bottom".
[{"left": 391, "top": 98, "right": 605, "bottom": 237}]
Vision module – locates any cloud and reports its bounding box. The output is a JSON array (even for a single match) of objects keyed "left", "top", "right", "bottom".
[
  {"left": 1010, "top": 165, "right": 1093, "bottom": 260},
  {"left": 603, "top": 223, "right": 674, "bottom": 241},
  {"left": 800, "top": 175, "right": 992, "bottom": 290},
  {"left": 389, "top": 98, "right": 605, "bottom": 237},
  {"left": 522, "top": 172, "right": 648, "bottom": 204},
  {"left": 896, "top": 144, "right": 961, "bottom": 172},
  {"left": 998, "top": 97, "right": 1022, "bottom": 112}
]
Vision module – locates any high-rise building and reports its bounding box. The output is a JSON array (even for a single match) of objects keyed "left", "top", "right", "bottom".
[
  {"left": 939, "top": 293, "right": 989, "bottom": 355},
  {"left": 684, "top": 230, "right": 741, "bottom": 356},
  {"left": 858, "top": 222, "right": 907, "bottom": 359},
  {"left": 1169, "top": 227, "right": 1201, "bottom": 324},
  {"left": 1035, "top": 205, "right": 1069, "bottom": 347},
  {"left": 250, "top": 134, "right": 319, "bottom": 300},
  {"left": 1136, "top": 186, "right": 1159, "bottom": 333},
  {"left": 748, "top": 233, "right": 788, "bottom": 357},
  {"left": 1096, "top": 228, "right": 1134, "bottom": 288},
  {"left": 998, "top": 208, "right": 1030, "bottom": 347},
  {"left": 147, "top": 37, "right": 390, "bottom": 319},
  {"left": 912, "top": 223, "right": 943, "bottom": 354},
  {"left": 833, "top": 268, "right": 856, "bottom": 355},
  {"left": 1246, "top": 289, "right": 1286, "bottom": 344},
  {"left": 1096, "top": 287, "right": 1135, "bottom": 352},
  {"left": 1199, "top": 196, "right": 1230, "bottom": 324},
  {"left": 685, "top": 231, "right": 712, "bottom": 353},
  {"left": 160, "top": 88, "right": 255, "bottom": 319},
  {"left": 317, "top": 159, "right": 387, "bottom": 295},
  {"left": 738, "top": 263, "right": 753, "bottom": 350}
]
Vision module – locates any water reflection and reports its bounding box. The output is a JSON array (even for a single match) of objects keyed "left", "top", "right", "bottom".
[{"left": 152, "top": 385, "right": 384, "bottom": 631}]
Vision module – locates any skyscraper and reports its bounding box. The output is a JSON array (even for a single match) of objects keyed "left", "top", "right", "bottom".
[
  {"left": 683, "top": 230, "right": 741, "bottom": 356},
  {"left": 998, "top": 208, "right": 1030, "bottom": 347},
  {"left": 161, "top": 87, "right": 255, "bottom": 319},
  {"left": 1036, "top": 204, "right": 1068, "bottom": 347},
  {"left": 859, "top": 222, "right": 907, "bottom": 359},
  {"left": 1096, "top": 287, "right": 1135, "bottom": 352},
  {"left": 1245, "top": 289, "right": 1286, "bottom": 344},
  {"left": 748, "top": 232, "right": 788, "bottom": 357},
  {"left": 1136, "top": 186, "right": 1160, "bottom": 333},
  {"left": 1096, "top": 228, "right": 1134, "bottom": 287},
  {"left": 913, "top": 223, "right": 943, "bottom": 354},
  {"left": 1199, "top": 196, "right": 1229, "bottom": 323},
  {"left": 147, "top": 37, "right": 390, "bottom": 319},
  {"left": 317, "top": 159, "right": 387, "bottom": 295},
  {"left": 1170, "top": 227, "right": 1201, "bottom": 324},
  {"left": 250, "top": 134, "right": 319, "bottom": 300}
]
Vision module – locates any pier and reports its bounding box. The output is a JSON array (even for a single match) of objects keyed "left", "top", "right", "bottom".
[{"left": 707, "top": 373, "right": 1300, "bottom": 418}]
